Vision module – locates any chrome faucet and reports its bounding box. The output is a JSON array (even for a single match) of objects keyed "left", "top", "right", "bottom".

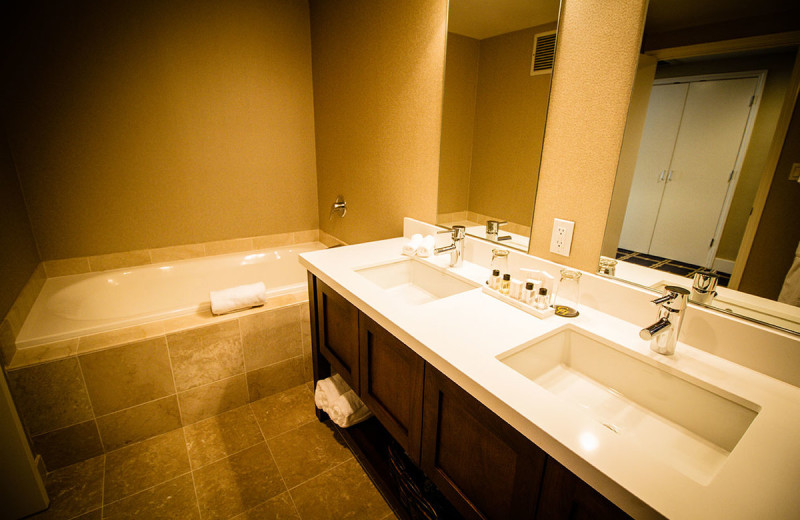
[
  {"left": 486, "top": 220, "right": 511, "bottom": 242},
  {"left": 640, "top": 286, "right": 690, "bottom": 356},
  {"left": 435, "top": 226, "right": 466, "bottom": 267}
]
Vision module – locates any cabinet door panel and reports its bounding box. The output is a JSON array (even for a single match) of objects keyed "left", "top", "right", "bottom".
[
  {"left": 536, "top": 457, "right": 631, "bottom": 520},
  {"left": 316, "top": 279, "right": 360, "bottom": 393},
  {"left": 421, "top": 367, "right": 546, "bottom": 520},
  {"left": 359, "top": 314, "right": 424, "bottom": 463}
]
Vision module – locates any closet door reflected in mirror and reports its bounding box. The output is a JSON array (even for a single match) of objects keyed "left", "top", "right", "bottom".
[
  {"left": 601, "top": 0, "right": 800, "bottom": 334},
  {"left": 436, "top": 0, "right": 560, "bottom": 252}
]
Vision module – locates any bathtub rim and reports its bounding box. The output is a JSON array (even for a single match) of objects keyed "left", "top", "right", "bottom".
[
  {"left": 9, "top": 241, "right": 326, "bottom": 369},
  {"left": 7, "top": 289, "right": 310, "bottom": 370}
]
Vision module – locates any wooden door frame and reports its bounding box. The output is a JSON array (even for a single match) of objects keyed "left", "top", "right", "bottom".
[
  {"left": 652, "top": 71, "right": 767, "bottom": 268},
  {"left": 730, "top": 48, "right": 800, "bottom": 289}
]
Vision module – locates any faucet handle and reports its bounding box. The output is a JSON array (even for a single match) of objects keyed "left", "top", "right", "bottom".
[
  {"left": 651, "top": 293, "right": 675, "bottom": 305},
  {"left": 652, "top": 286, "right": 690, "bottom": 308},
  {"left": 436, "top": 225, "right": 465, "bottom": 241}
]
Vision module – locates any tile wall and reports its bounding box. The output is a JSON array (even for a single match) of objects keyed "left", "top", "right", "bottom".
[{"left": 6, "top": 299, "right": 315, "bottom": 472}]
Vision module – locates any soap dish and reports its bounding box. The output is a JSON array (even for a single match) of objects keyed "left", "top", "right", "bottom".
[{"left": 481, "top": 286, "right": 555, "bottom": 319}]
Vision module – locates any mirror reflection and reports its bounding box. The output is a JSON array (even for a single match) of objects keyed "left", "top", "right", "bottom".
[
  {"left": 437, "top": 0, "right": 560, "bottom": 251},
  {"left": 602, "top": 0, "right": 800, "bottom": 333}
]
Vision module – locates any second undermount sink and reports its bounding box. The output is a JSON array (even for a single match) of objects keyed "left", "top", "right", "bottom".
[
  {"left": 497, "top": 325, "right": 759, "bottom": 484},
  {"left": 355, "top": 258, "right": 476, "bottom": 305}
]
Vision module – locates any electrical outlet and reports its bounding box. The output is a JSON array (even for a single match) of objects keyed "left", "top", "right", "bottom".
[
  {"left": 550, "top": 218, "right": 574, "bottom": 256},
  {"left": 790, "top": 163, "right": 800, "bottom": 182}
]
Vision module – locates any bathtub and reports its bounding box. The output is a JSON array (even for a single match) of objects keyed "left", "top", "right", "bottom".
[{"left": 16, "top": 242, "right": 326, "bottom": 349}]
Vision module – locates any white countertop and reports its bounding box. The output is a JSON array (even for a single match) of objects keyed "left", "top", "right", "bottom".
[{"left": 300, "top": 237, "right": 800, "bottom": 520}]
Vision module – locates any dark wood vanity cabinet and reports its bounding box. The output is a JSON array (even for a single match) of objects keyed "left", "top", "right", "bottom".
[
  {"left": 420, "top": 366, "right": 547, "bottom": 520},
  {"left": 536, "top": 457, "right": 632, "bottom": 520},
  {"left": 315, "top": 278, "right": 360, "bottom": 393},
  {"left": 359, "top": 313, "right": 425, "bottom": 464},
  {"left": 309, "top": 275, "right": 634, "bottom": 520}
]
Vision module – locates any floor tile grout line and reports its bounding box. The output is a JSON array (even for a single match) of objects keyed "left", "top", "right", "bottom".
[
  {"left": 71, "top": 354, "right": 109, "bottom": 501},
  {"left": 101, "top": 470, "right": 193, "bottom": 509},
  {"left": 179, "top": 426, "right": 204, "bottom": 520},
  {"left": 185, "top": 383, "right": 316, "bottom": 470},
  {"left": 251, "top": 402, "right": 302, "bottom": 518},
  {"left": 285, "top": 456, "right": 356, "bottom": 493}
]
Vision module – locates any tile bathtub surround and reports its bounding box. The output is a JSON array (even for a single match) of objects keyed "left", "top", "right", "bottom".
[
  {"left": 1, "top": 263, "right": 47, "bottom": 365},
  {"left": 79, "top": 337, "right": 175, "bottom": 416},
  {"left": 241, "top": 304, "right": 303, "bottom": 370},
  {"left": 6, "top": 356, "right": 94, "bottom": 436},
  {"left": 8, "top": 299, "right": 315, "bottom": 471},
  {"left": 30, "top": 384, "right": 395, "bottom": 520},
  {"left": 3, "top": 230, "right": 328, "bottom": 369},
  {"left": 167, "top": 320, "right": 245, "bottom": 392},
  {"left": 40, "top": 228, "right": 322, "bottom": 278}
]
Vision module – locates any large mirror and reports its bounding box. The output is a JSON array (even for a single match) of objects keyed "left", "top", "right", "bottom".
[
  {"left": 436, "top": 0, "right": 560, "bottom": 251},
  {"left": 602, "top": 0, "right": 800, "bottom": 334}
]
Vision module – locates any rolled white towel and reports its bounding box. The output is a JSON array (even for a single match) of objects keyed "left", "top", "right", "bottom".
[
  {"left": 313, "top": 374, "right": 350, "bottom": 411},
  {"left": 402, "top": 234, "right": 423, "bottom": 256},
  {"left": 209, "top": 282, "right": 267, "bottom": 315},
  {"left": 416, "top": 235, "right": 436, "bottom": 257},
  {"left": 328, "top": 390, "right": 372, "bottom": 428}
]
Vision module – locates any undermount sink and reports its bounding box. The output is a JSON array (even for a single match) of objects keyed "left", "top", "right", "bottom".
[
  {"left": 497, "top": 325, "right": 759, "bottom": 484},
  {"left": 355, "top": 258, "right": 476, "bottom": 305}
]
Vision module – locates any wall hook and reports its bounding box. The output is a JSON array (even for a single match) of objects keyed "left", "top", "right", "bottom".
[{"left": 330, "top": 196, "right": 347, "bottom": 220}]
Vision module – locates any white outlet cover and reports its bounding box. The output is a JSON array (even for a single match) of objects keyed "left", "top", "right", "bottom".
[{"left": 550, "top": 218, "right": 574, "bottom": 256}]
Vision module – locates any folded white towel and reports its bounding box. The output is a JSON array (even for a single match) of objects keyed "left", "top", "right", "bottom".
[
  {"left": 416, "top": 235, "right": 436, "bottom": 257},
  {"left": 209, "top": 282, "right": 268, "bottom": 315},
  {"left": 402, "top": 234, "right": 423, "bottom": 256},
  {"left": 328, "top": 390, "right": 372, "bottom": 428},
  {"left": 313, "top": 374, "right": 349, "bottom": 411}
]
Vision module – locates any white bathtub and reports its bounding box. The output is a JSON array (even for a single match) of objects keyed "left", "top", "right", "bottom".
[{"left": 16, "top": 242, "right": 326, "bottom": 349}]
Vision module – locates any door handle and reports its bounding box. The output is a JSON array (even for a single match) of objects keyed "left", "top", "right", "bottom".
[
  {"left": 659, "top": 170, "right": 666, "bottom": 182},
  {"left": 666, "top": 170, "right": 674, "bottom": 182}
]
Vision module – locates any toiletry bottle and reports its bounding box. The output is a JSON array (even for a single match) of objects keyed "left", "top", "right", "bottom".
[
  {"left": 500, "top": 274, "right": 511, "bottom": 295},
  {"left": 523, "top": 282, "right": 535, "bottom": 304},
  {"left": 489, "top": 269, "right": 501, "bottom": 290},
  {"left": 510, "top": 279, "right": 523, "bottom": 300},
  {"left": 535, "top": 288, "right": 549, "bottom": 310}
]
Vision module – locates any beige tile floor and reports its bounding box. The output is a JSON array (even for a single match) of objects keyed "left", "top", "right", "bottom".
[{"left": 31, "top": 383, "right": 396, "bottom": 520}]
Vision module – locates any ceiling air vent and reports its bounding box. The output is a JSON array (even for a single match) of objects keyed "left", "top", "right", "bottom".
[{"left": 530, "top": 30, "right": 556, "bottom": 76}]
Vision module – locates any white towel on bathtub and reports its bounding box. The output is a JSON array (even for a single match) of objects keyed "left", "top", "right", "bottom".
[{"left": 209, "top": 282, "right": 268, "bottom": 315}]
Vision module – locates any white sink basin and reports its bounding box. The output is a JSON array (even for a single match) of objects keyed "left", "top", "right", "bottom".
[
  {"left": 497, "top": 325, "right": 759, "bottom": 484},
  {"left": 355, "top": 259, "right": 476, "bottom": 305}
]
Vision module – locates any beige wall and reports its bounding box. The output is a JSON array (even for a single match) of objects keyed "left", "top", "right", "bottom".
[
  {"left": 0, "top": 137, "right": 40, "bottom": 318},
  {"left": 438, "top": 34, "right": 480, "bottom": 216},
  {"left": 310, "top": 0, "right": 447, "bottom": 244},
  {"left": 530, "top": 0, "right": 647, "bottom": 270},
  {"left": 469, "top": 25, "right": 555, "bottom": 228},
  {"left": 739, "top": 96, "right": 800, "bottom": 298},
  {"left": 652, "top": 52, "right": 795, "bottom": 263},
  {"left": 5, "top": 0, "right": 318, "bottom": 260}
]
